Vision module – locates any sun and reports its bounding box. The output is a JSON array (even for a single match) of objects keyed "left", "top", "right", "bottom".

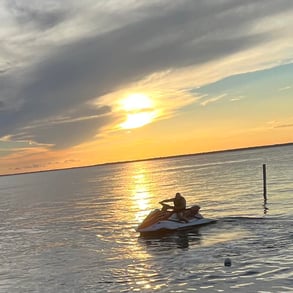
[
  {"left": 120, "top": 93, "right": 156, "bottom": 129},
  {"left": 121, "top": 112, "right": 156, "bottom": 129},
  {"left": 120, "top": 93, "right": 153, "bottom": 111}
]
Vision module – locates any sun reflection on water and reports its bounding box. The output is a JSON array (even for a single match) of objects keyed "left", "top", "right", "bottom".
[
  {"left": 121, "top": 162, "right": 154, "bottom": 223},
  {"left": 127, "top": 165, "right": 154, "bottom": 224},
  {"left": 117, "top": 163, "right": 167, "bottom": 290},
  {"left": 132, "top": 175, "right": 149, "bottom": 210}
]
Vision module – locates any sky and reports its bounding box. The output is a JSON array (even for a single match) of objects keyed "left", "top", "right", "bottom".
[{"left": 0, "top": 0, "right": 292, "bottom": 175}]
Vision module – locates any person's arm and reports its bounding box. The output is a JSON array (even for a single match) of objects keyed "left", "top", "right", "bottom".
[{"left": 160, "top": 198, "right": 173, "bottom": 204}]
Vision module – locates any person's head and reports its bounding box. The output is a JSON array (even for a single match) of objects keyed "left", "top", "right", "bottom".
[{"left": 175, "top": 192, "right": 181, "bottom": 198}]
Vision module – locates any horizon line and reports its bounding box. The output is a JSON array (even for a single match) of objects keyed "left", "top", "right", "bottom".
[{"left": 1, "top": 142, "right": 292, "bottom": 178}]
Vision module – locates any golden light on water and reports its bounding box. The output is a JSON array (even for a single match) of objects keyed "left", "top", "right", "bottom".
[
  {"left": 121, "top": 162, "right": 155, "bottom": 224},
  {"left": 133, "top": 190, "right": 149, "bottom": 211},
  {"left": 131, "top": 172, "right": 152, "bottom": 223}
]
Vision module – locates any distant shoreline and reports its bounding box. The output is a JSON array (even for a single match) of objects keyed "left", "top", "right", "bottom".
[{"left": 1, "top": 142, "right": 292, "bottom": 178}]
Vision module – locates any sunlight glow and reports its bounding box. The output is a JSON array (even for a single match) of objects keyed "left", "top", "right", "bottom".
[
  {"left": 120, "top": 93, "right": 157, "bottom": 129},
  {"left": 120, "top": 112, "right": 156, "bottom": 129},
  {"left": 121, "top": 93, "right": 153, "bottom": 111}
]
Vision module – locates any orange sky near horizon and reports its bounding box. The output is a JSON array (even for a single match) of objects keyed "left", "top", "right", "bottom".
[{"left": 0, "top": 1, "right": 292, "bottom": 175}]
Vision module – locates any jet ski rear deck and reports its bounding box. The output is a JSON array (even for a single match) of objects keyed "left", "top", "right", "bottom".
[{"left": 136, "top": 206, "right": 216, "bottom": 234}]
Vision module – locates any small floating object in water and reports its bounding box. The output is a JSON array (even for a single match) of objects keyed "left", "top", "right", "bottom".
[{"left": 224, "top": 258, "right": 232, "bottom": 267}]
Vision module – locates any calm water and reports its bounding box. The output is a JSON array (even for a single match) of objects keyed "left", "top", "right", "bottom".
[{"left": 0, "top": 145, "right": 292, "bottom": 292}]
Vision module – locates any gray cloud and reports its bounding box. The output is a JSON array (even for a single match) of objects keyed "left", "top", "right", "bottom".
[
  {"left": 10, "top": 114, "right": 113, "bottom": 149},
  {"left": 5, "top": 0, "right": 70, "bottom": 30},
  {"left": 1, "top": 0, "right": 292, "bottom": 149}
]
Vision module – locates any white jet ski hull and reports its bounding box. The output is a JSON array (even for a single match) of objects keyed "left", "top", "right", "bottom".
[{"left": 137, "top": 217, "right": 216, "bottom": 233}]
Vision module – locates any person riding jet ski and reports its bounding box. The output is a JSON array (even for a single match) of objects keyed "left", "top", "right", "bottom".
[{"left": 159, "top": 192, "right": 189, "bottom": 223}]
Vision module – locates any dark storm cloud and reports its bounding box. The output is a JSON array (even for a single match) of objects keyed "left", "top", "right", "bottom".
[{"left": 1, "top": 0, "right": 292, "bottom": 148}]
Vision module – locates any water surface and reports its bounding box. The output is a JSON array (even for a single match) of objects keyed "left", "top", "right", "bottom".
[{"left": 0, "top": 145, "right": 292, "bottom": 292}]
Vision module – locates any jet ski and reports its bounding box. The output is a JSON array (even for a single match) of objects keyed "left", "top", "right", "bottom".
[{"left": 136, "top": 204, "right": 216, "bottom": 234}]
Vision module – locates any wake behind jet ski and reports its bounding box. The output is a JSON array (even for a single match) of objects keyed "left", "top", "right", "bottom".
[{"left": 136, "top": 193, "right": 216, "bottom": 234}]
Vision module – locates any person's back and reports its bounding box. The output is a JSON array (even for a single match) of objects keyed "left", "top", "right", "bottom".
[
  {"left": 159, "top": 192, "right": 188, "bottom": 222},
  {"left": 174, "top": 192, "right": 186, "bottom": 211}
]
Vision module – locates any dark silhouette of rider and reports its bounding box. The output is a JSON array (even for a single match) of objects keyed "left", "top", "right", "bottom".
[{"left": 159, "top": 192, "right": 189, "bottom": 223}]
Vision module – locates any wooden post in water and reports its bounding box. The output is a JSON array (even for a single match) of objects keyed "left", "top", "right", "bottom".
[{"left": 263, "top": 164, "right": 267, "bottom": 204}]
